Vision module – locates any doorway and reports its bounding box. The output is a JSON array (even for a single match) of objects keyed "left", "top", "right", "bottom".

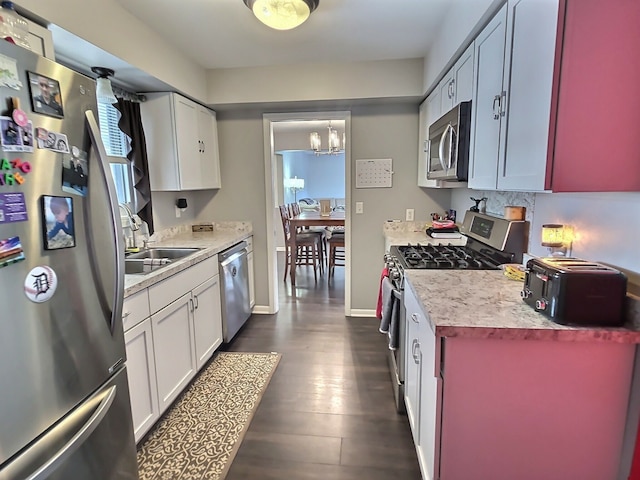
[{"left": 262, "top": 111, "right": 352, "bottom": 316}]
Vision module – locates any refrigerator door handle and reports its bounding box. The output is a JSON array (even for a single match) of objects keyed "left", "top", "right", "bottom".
[
  {"left": 85, "top": 111, "right": 125, "bottom": 334},
  {"left": 1, "top": 385, "right": 117, "bottom": 480}
]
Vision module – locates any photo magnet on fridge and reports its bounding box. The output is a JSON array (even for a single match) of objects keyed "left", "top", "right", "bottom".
[
  {"left": 27, "top": 72, "right": 64, "bottom": 118},
  {"left": 62, "top": 149, "right": 88, "bottom": 197},
  {"left": 0, "top": 235, "right": 25, "bottom": 268},
  {"left": 0, "top": 116, "right": 34, "bottom": 153},
  {"left": 41, "top": 195, "right": 75, "bottom": 250},
  {"left": 35, "top": 128, "right": 70, "bottom": 153}
]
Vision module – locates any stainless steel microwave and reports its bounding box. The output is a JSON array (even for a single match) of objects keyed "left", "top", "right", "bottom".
[{"left": 427, "top": 101, "right": 472, "bottom": 181}]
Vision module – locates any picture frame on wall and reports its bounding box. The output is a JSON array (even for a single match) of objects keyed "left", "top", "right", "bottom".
[{"left": 27, "top": 72, "right": 64, "bottom": 118}]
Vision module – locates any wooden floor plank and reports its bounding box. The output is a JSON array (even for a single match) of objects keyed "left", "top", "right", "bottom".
[{"left": 224, "top": 254, "right": 421, "bottom": 479}]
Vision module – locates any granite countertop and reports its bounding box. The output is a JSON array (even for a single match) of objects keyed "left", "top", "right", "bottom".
[
  {"left": 124, "top": 223, "right": 252, "bottom": 297},
  {"left": 405, "top": 269, "right": 640, "bottom": 344}
]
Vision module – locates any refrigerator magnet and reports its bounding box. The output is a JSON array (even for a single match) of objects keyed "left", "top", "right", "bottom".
[
  {"left": 0, "top": 235, "right": 25, "bottom": 269},
  {"left": 41, "top": 195, "right": 75, "bottom": 250},
  {"left": 61, "top": 150, "right": 88, "bottom": 197},
  {"left": 27, "top": 72, "right": 64, "bottom": 118},
  {"left": 24, "top": 265, "right": 58, "bottom": 303},
  {"left": 0, "top": 192, "right": 28, "bottom": 223},
  {"left": 36, "top": 129, "right": 69, "bottom": 153},
  {"left": 0, "top": 116, "right": 34, "bottom": 153},
  {"left": 0, "top": 53, "right": 22, "bottom": 90}
]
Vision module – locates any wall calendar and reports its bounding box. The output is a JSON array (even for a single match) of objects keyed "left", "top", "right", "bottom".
[{"left": 355, "top": 158, "right": 393, "bottom": 188}]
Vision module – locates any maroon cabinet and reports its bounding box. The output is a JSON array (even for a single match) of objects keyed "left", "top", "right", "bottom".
[{"left": 547, "top": 0, "right": 640, "bottom": 192}]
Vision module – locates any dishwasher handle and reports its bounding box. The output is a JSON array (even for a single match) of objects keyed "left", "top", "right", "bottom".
[
  {"left": 219, "top": 241, "right": 248, "bottom": 263},
  {"left": 220, "top": 248, "right": 247, "bottom": 269}
]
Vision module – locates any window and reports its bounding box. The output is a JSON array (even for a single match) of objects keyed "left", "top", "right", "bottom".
[{"left": 97, "top": 102, "right": 134, "bottom": 205}]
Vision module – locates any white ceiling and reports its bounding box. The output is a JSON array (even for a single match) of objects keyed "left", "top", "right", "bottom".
[{"left": 111, "top": 0, "right": 454, "bottom": 70}]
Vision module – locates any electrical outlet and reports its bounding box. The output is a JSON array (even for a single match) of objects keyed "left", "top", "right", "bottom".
[
  {"left": 355, "top": 201, "right": 364, "bottom": 214},
  {"left": 406, "top": 208, "right": 414, "bottom": 221}
]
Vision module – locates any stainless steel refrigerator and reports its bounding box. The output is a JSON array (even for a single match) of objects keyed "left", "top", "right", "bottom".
[{"left": 0, "top": 42, "right": 138, "bottom": 478}]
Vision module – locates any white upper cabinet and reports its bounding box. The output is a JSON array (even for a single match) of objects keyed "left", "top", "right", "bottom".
[
  {"left": 141, "top": 92, "right": 221, "bottom": 191},
  {"left": 469, "top": 0, "right": 559, "bottom": 191},
  {"left": 418, "top": 43, "right": 474, "bottom": 188},
  {"left": 468, "top": 5, "right": 508, "bottom": 190},
  {"left": 440, "top": 43, "right": 475, "bottom": 114}
]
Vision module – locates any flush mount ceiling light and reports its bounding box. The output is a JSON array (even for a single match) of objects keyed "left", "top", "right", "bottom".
[
  {"left": 91, "top": 66, "right": 117, "bottom": 105},
  {"left": 310, "top": 121, "right": 345, "bottom": 155},
  {"left": 243, "top": 0, "right": 319, "bottom": 30}
]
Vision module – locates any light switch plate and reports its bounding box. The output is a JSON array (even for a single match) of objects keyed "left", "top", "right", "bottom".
[
  {"left": 355, "top": 202, "right": 364, "bottom": 214},
  {"left": 406, "top": 208, "right": 414, "bottom": 221}
]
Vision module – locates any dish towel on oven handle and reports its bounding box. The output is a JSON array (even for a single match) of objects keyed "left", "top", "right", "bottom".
[
  {"left": 376, "top": 267, "right": 389, "bottom": 319},
  {"left": 378, "top": 277, "right": 400, "bottom": 350}
]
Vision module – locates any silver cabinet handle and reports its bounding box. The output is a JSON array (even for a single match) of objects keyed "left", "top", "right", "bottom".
[
  {"left": 194, "top": 295, "right": 199, "bottom": 310},
  {"left": 122, "top": 311, "right": 130, "bottom": 319},
  {"left": 423, "top": 139, "right": 428, "bottom": 153},
  {"left": 492, "top": 95, "right": 501, "bottom": 119},
  {"left": 411, "top": 313, "right": 419, "bottom": 323},
  {"left": 189, "top": 297, "right": 195, "bottom": 313}
]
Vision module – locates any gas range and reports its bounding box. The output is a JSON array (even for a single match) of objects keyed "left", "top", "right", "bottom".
[{"left": 389, "top": 211, "right": 529, "bottom": 272}]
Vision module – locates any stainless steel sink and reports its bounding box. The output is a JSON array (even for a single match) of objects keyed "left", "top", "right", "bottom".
[
  {"left": 124, "top": 248, "right": 201, "bottom": 275},
  {"left": 126, "top": 247, "right": 200, "bottom": 260}
]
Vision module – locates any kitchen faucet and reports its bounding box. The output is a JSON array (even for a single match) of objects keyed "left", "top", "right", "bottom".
[{"left": 119, "top": 203, "right": 141, "bottom": 249}]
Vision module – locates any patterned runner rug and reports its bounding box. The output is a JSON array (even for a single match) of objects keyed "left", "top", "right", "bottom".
[{"left": 137, "top": 351, "right": 281, "bottom": 480}]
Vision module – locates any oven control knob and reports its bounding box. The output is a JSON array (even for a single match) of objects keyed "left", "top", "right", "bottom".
[
  {"left": 521, "top": 289, "right": 531, "bottom": 299},
  {"left": 389, "top": 268, "right": 400, "bottom": 280},
  {"left": 535, "top": 299, "right": 547, "bottom": 311}
]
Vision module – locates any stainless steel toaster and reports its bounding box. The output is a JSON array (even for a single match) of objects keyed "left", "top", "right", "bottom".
[{"left": 521, "top": 257, "right": 627, "bottom": 326}]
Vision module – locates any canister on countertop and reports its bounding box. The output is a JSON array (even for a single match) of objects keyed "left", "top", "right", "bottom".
[{"left": 504, "top": 206, "right": 525, "bottom": 220}]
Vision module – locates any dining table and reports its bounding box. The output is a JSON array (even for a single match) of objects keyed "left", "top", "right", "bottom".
[{"left": 289, "top": 210, "right": 345, "bottom": 285}]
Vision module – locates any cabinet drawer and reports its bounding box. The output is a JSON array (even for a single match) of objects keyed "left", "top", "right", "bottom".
[
  {"left": 148, "top": 256, "right": 218, "bottom": 314},
  {"left": 123, "top": 289, "right": 150, "bottom": 331}
]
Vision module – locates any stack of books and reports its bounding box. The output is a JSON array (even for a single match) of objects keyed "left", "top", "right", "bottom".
[{"left": 426, "top": 219, "right": 462, "bottom": 239}]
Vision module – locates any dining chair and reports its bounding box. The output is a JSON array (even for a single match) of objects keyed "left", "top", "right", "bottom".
[
  {"left": 279, "top": 205, "right": 322, "bottom": 282},
  {"left": 328, "top": 231, "right": 345, "bottom": 279},
  {"left": 290, "top": 202, "right": 326, "bottom": 268}
]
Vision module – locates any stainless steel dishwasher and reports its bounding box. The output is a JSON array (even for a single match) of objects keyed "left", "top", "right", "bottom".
[{"left": 218, "top": 241, "right": 251, "bottom": 342}]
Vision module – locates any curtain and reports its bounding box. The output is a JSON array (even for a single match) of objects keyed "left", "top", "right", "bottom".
[{"left": 114, "top": 99, "right": 154, "bottom": 235}]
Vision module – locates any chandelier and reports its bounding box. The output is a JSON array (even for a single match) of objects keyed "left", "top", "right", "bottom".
[
  {"left": 310, "top": 122, "right": 345, "bottom": 155},
  {"left": 243, "top": 0, "right": 319, "bottom": 31}
]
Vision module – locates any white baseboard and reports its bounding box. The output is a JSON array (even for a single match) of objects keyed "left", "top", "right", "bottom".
[
  {"left": 349, "top": 309, "right": 377, "bottom": 317},
  {"left": 251, "top": 305, "right": 274, "bottom": 315}
]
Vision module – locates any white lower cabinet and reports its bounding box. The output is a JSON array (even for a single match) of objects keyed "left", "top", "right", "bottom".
[
  {"left": 192, "top": 276, "right": 223, "bottom": 370},
  {"left": 404, "top": 283, "right": 438, "bottom": 480},
  {"left": 124, "top": 319, "right": 159, "bottom": 443},
  {"left": 152, "top": 291, "right": 197, "bottom": 412},
  {"left": 124, "top": 256, "right": 224, "bottom": 443}
]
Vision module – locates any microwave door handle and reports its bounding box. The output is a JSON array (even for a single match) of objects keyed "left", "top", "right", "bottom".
[
  {"left": 448, "top": 125, "right": 457, "bottom": 170},
  {"left": 438, "top": 125, "right": 449, "bottom": 172}
]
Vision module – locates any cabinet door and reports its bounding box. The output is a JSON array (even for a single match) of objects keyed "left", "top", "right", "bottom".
[
  {"left": 418, "top": 313, "right": 439, "bottom": 480},
  {"left": 551, "top": 0, "right": 640, "bottom": 192},
  {"left": 404, "top": 288, "right": 422, "bottom": 446},
  {"left": 124, "top": 318, "right": 159, "bottom": 443},
  {"left": 468, "top": 4, "right": 507, "bottom": 190},
  {"left": 173, "top": 95, "right": 201, "bottom": 190},
  {"left": 498, "top": 0, "right": 558, "bottom": 191},
  {"left": 453, "top": 43, "right": 475, "bottom": 104},
  {"left": 197, "top": 107, "right": 222, "bottom": 189},
  {"left": 192, "top": 275, "right": 223, "bottom": 370},
  {"left": 439, "top": 70, "right": 455, "bottom": 114},
  {"left": 151, "top": 292, "right": 197, "bottom": 413}
]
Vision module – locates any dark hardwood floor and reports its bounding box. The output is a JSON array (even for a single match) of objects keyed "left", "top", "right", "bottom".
[{"left": 224, "top": 253, "right": 421, "bottom": 479}]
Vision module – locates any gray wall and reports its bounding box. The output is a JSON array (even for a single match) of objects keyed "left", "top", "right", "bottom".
[
  {"left": 281, "top": 150, "right": 345, "bottom": 204},
  {"left": 198, "top": 103, "right": 451, "bottom": 311}
]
